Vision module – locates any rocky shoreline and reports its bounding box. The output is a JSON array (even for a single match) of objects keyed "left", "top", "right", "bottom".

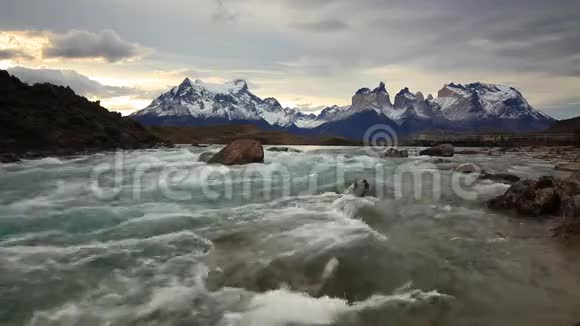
[{"left": 0, "top": 144, "right": 173, "bottom": 163}]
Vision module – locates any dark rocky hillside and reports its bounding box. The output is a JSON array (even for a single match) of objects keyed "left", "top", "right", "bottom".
[
  {"left": 0, "top": 70, "right": 164, "bottom": 162},
  {"left": 546, "top": 116, "right": 580, "bottom": 133}
]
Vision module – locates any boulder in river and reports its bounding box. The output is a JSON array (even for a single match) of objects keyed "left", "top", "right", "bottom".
[
  {"left": 345, "top": 179, "right": 370, "bottom": 197},
  {"left": 488, "top": 176, "right": 580, "bottom": 218},
  {"left": 381, "top": 148, "right": 409, "bottom": 158},
  {"left": 454, "top": 163, "right": 482, "bottom": 174},
  {"left": 207, "top": 139, "right": 264, "bottom": 165},
  {"left": 420, "top": 144, "right": 454, "bottom": 157}
]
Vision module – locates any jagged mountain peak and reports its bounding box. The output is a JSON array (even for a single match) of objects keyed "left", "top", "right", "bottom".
[
  {"left": 415, "top": 91, "right": 425, "bottom": 101},
  {"left": 173, "top": 78, "right": 251, "bottom": 96},
  {"left": 355, "top": 81, "right": 389, "bottom": 96},
  {"left": 373, "top": 81, "right": 388, "bottom": 94},
  {"left": 181, "top": 77, "right": 192, "bottom": 85},
  {"left": 396, "top": 87, "right": 413, "bottom": 96},
  {"left": 263, "top": 97, "right": 282, "bottom": 107}
]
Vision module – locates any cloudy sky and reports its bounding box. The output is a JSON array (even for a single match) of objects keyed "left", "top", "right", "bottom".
[{"left": 0, "top": 0, "right": 579, "bottom": 119}]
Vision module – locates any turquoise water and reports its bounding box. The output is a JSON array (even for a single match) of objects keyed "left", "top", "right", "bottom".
[{"left": 0, "top": 146, "right": 579, "bottom": 325}]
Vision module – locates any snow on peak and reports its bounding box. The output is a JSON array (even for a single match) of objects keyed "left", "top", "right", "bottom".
[
  {"left": 434, "top": 82, "right": 554, "bottom": 121},
  {"left": 187, "top": 78, "right": 249, "bottom": 94},
  {"left": 131, "top": 79, "right": 554, "bottom": 131}
]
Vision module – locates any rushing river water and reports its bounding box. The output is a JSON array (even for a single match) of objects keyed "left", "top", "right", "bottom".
[{"left": 1, "top": 146, "right": 579, "bottom": 326}]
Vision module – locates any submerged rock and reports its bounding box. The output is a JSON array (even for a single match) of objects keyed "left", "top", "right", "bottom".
[
  {"left": 454, "top": 163, "right": 482, "bottom": 174},
  {"left": 381, "top": 148, "right": 409, "bottom": 158},
  {"left": 267, "top": 147, "right": 301, "bottom": 153},
  {"left": 192, "top": 143, "right": 209, "bottom": 148},
  {"left": 455, "top": 149, "right": 480, "bottom": 155},
  {"left": 207, "top": 139, "right": 264, "bottom": 165},
  {"left": 562, "top": 195, "right": 580, "bottom": 218},
  {"left": 428, "top": 158, "right": 453, "bottom": 164},
  {"left": 478, "top": 171, "right": 520, "bottom": 184},
  {"left": 199, "top": 151, "right": 216, "bottom": 162},
  {"left": 555, "top": 162, "right": 580, "bottom": 172},
  {"left": 552, "top": 218, "right": 580, "bottom": 240},
  {"left": 345, "top": 179, "right": 370, "bottom": 197},
  {"left": 420, "top": 144, "right": 454, "bottom": 157}
]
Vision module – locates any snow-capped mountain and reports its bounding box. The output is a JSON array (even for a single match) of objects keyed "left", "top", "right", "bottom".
[
  {"left": 432, "top": 82, "right": 555, "bottom": 131},
  {"left": 131, "top": 78, "right": 324, "bottom": 129},
  {"left": 131, "top": 78, "right": 269, "bottom": 126},
  {"left": 130, "top": 78, "right": 556, "bottom": 139}
]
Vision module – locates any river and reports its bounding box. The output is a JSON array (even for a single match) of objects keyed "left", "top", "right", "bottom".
[{"left": 0, "top": 146, "right": 579, "bottom": 325}]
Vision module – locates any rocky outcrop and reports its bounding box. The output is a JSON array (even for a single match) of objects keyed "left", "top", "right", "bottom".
[
  {"left": 420, "top": 144, "right": 454, "bottom": 157},
  {"left": 345, "top": 179, "right": 370, "bottom": 197},
  {"left": 488, "top": 176, "right": 580, "bottom": 218},
  {"left": 0, "top": 70, "right": 164, "bottom": 160},
  {"left": 381, "top": 148, "right": 409, "bottom": 158},
  {"left": 207, "top": 139, "right": 264, "bottom": 165}
]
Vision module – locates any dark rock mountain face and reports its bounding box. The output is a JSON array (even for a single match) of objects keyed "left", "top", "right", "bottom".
[
  {"left": 130, "top": 78, "right": 557, "bottom": 140},
  {"left": 0, "top": 70, "right": 163, "bottom": 160}
]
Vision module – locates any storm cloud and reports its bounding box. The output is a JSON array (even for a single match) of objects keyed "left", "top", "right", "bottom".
[
  {"left": 43, "top": 30, "right": 144, "bottom": 62},
  {"left": 0, "top": 48, "right": 32, "bottom": 60},
  {"left": 0, "top": 0, "right": 578, "bottom": 118}
]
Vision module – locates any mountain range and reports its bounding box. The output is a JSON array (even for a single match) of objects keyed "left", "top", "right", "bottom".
[{"left": 130, "top": 78, "right": 556, "bottom": 139}]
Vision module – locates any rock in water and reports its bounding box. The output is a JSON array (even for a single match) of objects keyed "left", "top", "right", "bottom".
[
  {"left": 488, "top": 176, "right": 580, "bottom": 218},
  {"left": 420, "top": 144, "right": 454, "bottom": 157},
  {"left": 382, "top": 148, "right": 409, "bottom": 158},
  {"left": 454, "top": 163, "right": 482, "bottom": 174},
  {"left": 345, "top": 179, "right": 370, "bottom": 197},
  {"left": 207, "top": 139, "right": 264, "bottom": 165}
]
